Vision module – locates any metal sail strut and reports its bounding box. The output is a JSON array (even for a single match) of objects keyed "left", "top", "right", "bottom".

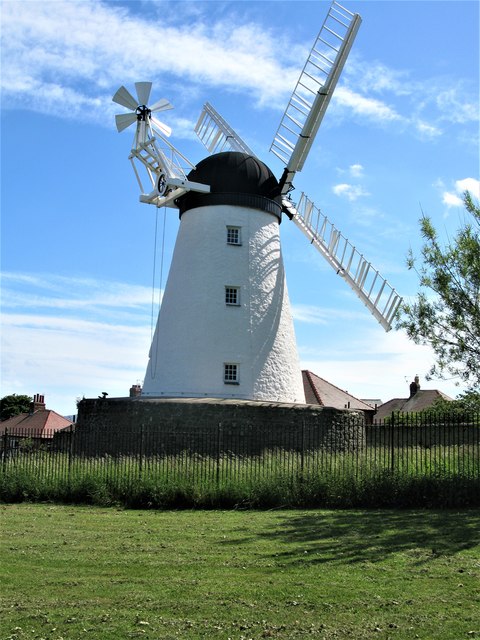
[{"left": 283, "top": 194, "right": 402, "bottom": 331}]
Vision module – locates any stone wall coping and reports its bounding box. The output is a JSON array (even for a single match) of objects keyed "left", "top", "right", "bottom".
[{"left": 85, "top": 396, "right": 363, "bottom": 413}]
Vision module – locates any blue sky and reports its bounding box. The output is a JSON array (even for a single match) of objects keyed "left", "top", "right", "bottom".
[{"left": 1, "top": 0, "right": 479, "bottom": 416}]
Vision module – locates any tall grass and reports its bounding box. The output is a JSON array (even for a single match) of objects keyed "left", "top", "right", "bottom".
[{"left": 1, "top": 446, "right": 478, "bottom": 508}]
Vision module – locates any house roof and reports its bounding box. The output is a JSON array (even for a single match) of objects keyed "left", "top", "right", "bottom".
[
  {"left": 0, "top": 409, "right": 73, "bottom": 437},
  {"left": 302, "top": 370, "right": 375, "bottom": 412},
  {"left": 374, "top": 389, "right": 453, "bottom": 420}
]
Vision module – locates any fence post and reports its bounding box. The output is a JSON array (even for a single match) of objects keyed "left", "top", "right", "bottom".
[
  {"left": 216, "top": 423, "right": 222, "bottom": 487},
  {"left": 390, "top": 412, "right": 396, "bottom": 473},
  {"left": 2, "top": 428, "right": 9, "bottom": 470},
  {"left": 300, "top": 419, "right": 305, "bottom": 483},
  {"left": 139, "top": 423, "right": 144, "bottom": 481},
  {"left": 68, "top": 424, "right": 74, "bottom": 488}
]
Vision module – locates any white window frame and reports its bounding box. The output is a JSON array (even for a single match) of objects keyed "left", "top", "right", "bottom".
[
  {"left": 224, "top": 363, "right": 239, "bottom": 384},
  {"left": 226, "top": 226, "right": 242, "bottom": 246},
  {"left": 225, "top": 286, "right": 240, "bottom": 306}
]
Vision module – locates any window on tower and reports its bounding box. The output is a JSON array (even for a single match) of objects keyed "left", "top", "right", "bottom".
[
  {"left": 226, "top": 226, "right": 242, "bottom": 245},
  {"left": 224, "top": 363, "right": 239, "bottom": 384},
  {"left": 225, "top": 286, "right": 240, "bottom": 306}
]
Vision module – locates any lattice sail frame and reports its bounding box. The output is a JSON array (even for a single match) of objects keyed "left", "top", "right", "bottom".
[
  {"left": 270, "top": 1, "right": 362, "bottom": 195},
  {"left": 194, "top": 102, "right": 256, "bottom": 156},
  {"left": 283, "top": 194, "right": 402, "bottom": 331}
]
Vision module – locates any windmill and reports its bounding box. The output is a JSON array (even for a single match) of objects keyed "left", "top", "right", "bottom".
[{"left": 113, "top": 1, "right": 402, "bottom": 404}]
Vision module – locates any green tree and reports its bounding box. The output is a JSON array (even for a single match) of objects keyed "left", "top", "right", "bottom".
[
  {"left": 425, "top": 391, "right": 480, "bottom": 416},
  {"left": 397, "top": 191, "right": 480, "bottom": 390},
  {"left": 0, "top": 394, "right": 32, "bottom": 421}
]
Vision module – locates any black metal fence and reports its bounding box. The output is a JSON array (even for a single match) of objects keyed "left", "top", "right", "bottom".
[{"left": 1, "top": 413, "right": 479, "bottom": 488}]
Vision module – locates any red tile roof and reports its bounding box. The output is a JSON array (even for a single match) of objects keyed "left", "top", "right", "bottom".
[
  {"left": 0, "top": 409, "right": 73, "bottom": 438},
  {"left": 302, "top": 370, "right": 375, "bottom": 413}
]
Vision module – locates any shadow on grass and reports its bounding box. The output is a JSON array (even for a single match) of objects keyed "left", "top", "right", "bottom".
[{"left": 254, "top": 509, "right": 480, "bottom": 566}]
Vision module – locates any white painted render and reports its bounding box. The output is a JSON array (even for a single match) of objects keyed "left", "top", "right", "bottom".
[{"left": 142, "top": 203, "right": 306, "bottom": 403}]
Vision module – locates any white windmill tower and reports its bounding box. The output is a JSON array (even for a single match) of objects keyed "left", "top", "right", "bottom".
[{"left": 113, "top": 1, "right": 402, "bottom": 404}]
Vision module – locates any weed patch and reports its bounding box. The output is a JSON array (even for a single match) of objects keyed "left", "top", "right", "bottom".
[{"left": 1, "top": 449, "right": 478, "bottom": 508}]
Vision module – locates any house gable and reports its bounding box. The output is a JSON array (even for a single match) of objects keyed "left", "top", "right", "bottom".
[{"left": 302, "top": 370, "right": 375, "bottom": 414}]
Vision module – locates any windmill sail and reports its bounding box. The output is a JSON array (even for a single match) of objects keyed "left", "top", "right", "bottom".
[
  {"left": 195, "top": 102, "right": 256, "bottom": 156},
  {"left": 270, "top": 1, "right": 361, "bottom": 194},
  {"left": 283, "top": 193, "right": 402, "bottom": 331}
]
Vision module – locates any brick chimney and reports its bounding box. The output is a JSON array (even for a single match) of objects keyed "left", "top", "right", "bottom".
[
  {"left": 129, "top": 384, "right": 142, "bottom": 398},
  {"left": 409, "top": 375, "right": 420, "bottom": 398},
  {"left": 30, "top": 394, "right": 46, "bottom": 413}
]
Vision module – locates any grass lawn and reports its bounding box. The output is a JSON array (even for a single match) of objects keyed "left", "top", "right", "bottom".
[{"left": 1, "top": 505, "right": 479, "bottom": 639}]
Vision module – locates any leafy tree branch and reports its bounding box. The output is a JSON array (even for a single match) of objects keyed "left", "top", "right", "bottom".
[{"left": 397, "top": 191, "right": 480, "bottom": 390}]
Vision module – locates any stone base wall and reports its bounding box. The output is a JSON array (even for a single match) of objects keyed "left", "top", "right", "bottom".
[{"left": 73, "top": 397, "right": 366, "bottom": 456}]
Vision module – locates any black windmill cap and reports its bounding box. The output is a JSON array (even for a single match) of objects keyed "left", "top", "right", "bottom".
[{"left": 176, "top": 151, "right": 283, "bottom": 220}]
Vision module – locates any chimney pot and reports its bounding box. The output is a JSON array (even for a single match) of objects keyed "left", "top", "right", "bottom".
[
  {"left": 31, "top": 394, "right": 46, "bottom": 412},
  {"left": 129, "top": 384, "right": 142, "bottom": 398},
  {"left": 409, "top": 375, "right": 420, "bottom": 398}
]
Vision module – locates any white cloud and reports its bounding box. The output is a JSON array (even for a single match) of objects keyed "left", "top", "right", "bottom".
[
  {"left": 436, "top": 88, "right": 479, "bottom": 125},
  {"left": 349, "top": 164, "right": 364, "bottom": 178},
  {"left": 1, "top": 312, "right": 151, "bottom": 414},
  {"left": 0, "top": 0, "right": 300, "bottom": 122},
  {"left": 455, "top": 178, "right": 480, "bottom": 198},
  {"left": 442, "top": 191, "right": 463, "bottom": 208},
  {"left": 299, "top": 327, "right": 463, "bottom": 403},
  {"left": 1, "top": 269, "right": 469, "bottom": 416},
  {"left": 414, "top": 119, "right": 442, "bottom": 139},
  {"left": 0, "top": 272, "right": 155, "bottom": 414},
  {"left": 292, "top": 304, "right": 367, "bottom": 325},
  {"left": 441, "top": 177, "right": 480, "bottom": 208},
  {"left": 2, "top": 0, "right": 476, "bottom": 144},
  {"left": 340, "top": 54, "right": 478, "bottom": 141},
  {"left": 344, "top": 57, "right": 412, "bottom": 97},
  {"left": 334, "top": 87, "right": 402, "bottom": 123},
  {"left": 292, "top": 305, "right": 329, "bottom": 325},
  {"left": 332, "top": 183, "right": 370, "bottom": 201},
  {"left": 1, "top": 273, "right": 154, "bottom": 320}
]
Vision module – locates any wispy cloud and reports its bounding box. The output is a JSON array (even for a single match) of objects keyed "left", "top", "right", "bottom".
[
  {"left": 1, "top": 271, "right": 154, "bottom": 414},
  {"left": 413, "top": 119, "right": 442, "bottom": 139},
  {"left": 292, "top": 303, "right": 367, "bottom": 325},
  {"left": 349, "top": 164, "right": 364, "bottom": 178},
  {"left": 436, "top": 87, "right": 479, "bottom": 125},
  {"left": 341, "top": 56, "right": 478, "bottom": 141},
  {"left": 344, "top": 57, "right": 412, "bottom": 97},
  {"left": 2, "top": 312, "right": 150, "bottom": 407},
  {"left": 334, "top": 86, "right": 402, "bottom": 123},
  {"left": 299, "top": 327, "right": 460, "bottom": 402},
  {"left": 1, "top": 0, "right": 300, "bottom": 124},
  {"left": 332, "top": 183, "right": 370, "bottom": 202},
  {"left": 1, "top": 272, "right": 155, "bottom": 324},
  {"left": 0, "top": 267, "right": 465, "bottom": 414},
  {"left": 2, "top": 0, "right": 477, "bottom": 144}
]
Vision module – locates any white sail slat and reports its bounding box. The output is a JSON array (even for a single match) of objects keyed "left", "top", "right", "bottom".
[{"left": 284, "top": 193, "right": 402, "bottom": 331}]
